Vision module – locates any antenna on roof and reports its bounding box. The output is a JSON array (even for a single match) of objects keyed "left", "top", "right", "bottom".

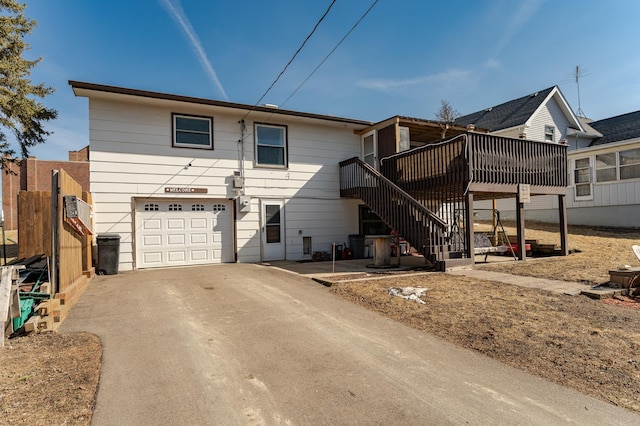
[{"left": 575, "top": 65, "right": 586, "bottom": 118}]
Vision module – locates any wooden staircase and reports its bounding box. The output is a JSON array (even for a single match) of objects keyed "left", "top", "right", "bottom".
[{"left": 339, "top": 157, "right": 471, "bottom": 270}]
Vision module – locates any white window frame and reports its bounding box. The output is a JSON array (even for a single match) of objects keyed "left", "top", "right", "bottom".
[
  {"left": 595, "top": 152, "right": 618, "bottom": 183},
  {"left": 619, "top": 147, "right": 640, "bottom": 181},
  {"left": 573, "top": 157, "right": 593, "bottom": 201},
  {"left": 544, "top": 125, "right": 555, "bottom": 142},
  {"left": 255, "top": 123, "right": 288, "bottom": 168},
  {"left": 172, "top": 113, "right": 213, "bottom": 149}
]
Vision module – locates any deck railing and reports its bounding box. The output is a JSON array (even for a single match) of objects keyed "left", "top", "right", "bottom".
[
  {"left": 380, "top": 133, "right": 568, "bottom": 190},
  {"left": 468, "top": 133, "right": 567, "bottom": 187},
  {"left": 339, "top": 157, "right": 448, "bottom": 266}
]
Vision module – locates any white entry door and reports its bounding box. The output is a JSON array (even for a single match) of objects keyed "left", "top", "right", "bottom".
[
  {"left": 261, "top": 200, "right": 285, "bottom": 261},
  {"left": 362, "top": 130, "right": 377, "bottom": 169},
  {"left": 136, "top": 199, "right": 234, "bottom": 269}
]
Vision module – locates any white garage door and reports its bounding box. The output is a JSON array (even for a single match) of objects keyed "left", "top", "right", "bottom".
[{"left": 135, "top": 199, "right": 234, "bottom": 269}]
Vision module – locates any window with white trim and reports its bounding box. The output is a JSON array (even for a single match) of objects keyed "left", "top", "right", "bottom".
[
  {"left": 212, "top": 204, "right": 226, "bottom": 212},
  {"left": 144, "top": 203, "right": 159, "bottom": 211},
  {"left": 595, "top": 153, "right": 617, "bottom": 182},
  {"left": 191, "top": 204, "right": 205, "bottom": 211},
  {"left": 574, "top": 158, "right": 592, "bottom": 199},
  {"left": 255, "top": 123, "right": 287, "bottom": 167},
  {"left": 169, "top": 204, "right": 183, "bottom": 211},
  {"left": 620, "top": 148, "right": 640, "bottom": 180},
  {"left": 544, "top": 125, "right": 555, "bottom": 142},
  {"left": 172, "top": 114, "right": 213, "bottom": 149}
]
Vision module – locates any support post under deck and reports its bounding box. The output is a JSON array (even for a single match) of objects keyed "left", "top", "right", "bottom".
[
  {"left": 516, "top": 192, "right": 526, "bottom": 261},
  {"left": 465, "top": 191, "right": 475, "bottom": 262},
  {"left": 558, "top": 194, "right": 569, "bottom": 256}
]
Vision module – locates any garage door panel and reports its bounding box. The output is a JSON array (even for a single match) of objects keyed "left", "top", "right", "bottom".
[
  {"left": 190, "top": 218, "right": 207, "bottom": 229},
  {"left": 167, "top": 251, "right": 186, "bottom": 262},
  {"left": 168, "top": 234, "right": 185, "bottom": 245},
  {"left": 167, "top": 218, "right": 185, "bottom": 229},
  {"left": 143, "top": 234, "right": 162, "bottom": 247},
  {"left": 136, "top": 200, "right": 233, "bottom": 269},
  {"left": 143, "top": 219, "right": 162, "bottom": 230},
  {"left": 143, "top": 252, "right": 163, "bottom": 264},
  {"left": 190, "top": 250, "right": 208, "bottom": 261},
  {"left": 190, "top": 233, "right": 207, "bottom": 244}
]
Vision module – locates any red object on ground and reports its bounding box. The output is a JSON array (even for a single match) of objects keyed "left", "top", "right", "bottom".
[{"left": 504, "top": 243, "right": 532, "bottom": 256}]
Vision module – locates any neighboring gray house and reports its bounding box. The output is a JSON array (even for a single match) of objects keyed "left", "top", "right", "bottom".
[
  {"left": 565, "top": 111, "right": 640, "bottom": 227},
  {"left": 455, "top": 86, "right": 600, "bottom": 146},
  {"left": 454, "top": 86, "right": 640, "bottom": 228}
]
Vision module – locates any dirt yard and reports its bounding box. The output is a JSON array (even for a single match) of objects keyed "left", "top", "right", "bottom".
[
  {"left": 1, "top": 222, "right": 639, "bottom": 421},
  {"left": 0, "top": 332, "right": 101, "bottom": 425},
  {"left": 331, "top": 221, "right": 640, "bottom": 414}
]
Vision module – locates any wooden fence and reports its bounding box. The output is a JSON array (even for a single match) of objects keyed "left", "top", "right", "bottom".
[{"left": 17, "top": 169, "right": 93, "bottom": 293}]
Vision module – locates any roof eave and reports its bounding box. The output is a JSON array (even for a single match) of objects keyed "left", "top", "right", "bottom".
[{"left": 69, "top": 80, "right": 373, "bottom": 127}]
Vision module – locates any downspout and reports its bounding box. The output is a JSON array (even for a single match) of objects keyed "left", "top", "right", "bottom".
[{"left": 238, "top": 119, "right": 246, "bottom": 181}]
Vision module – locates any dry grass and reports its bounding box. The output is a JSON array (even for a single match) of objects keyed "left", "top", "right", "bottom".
[
  {"left": 475, "top": 221, "right": 640, "bottom": 284},
  {"left": 331, "top": 222, "right": 640, "bottom": 414}
]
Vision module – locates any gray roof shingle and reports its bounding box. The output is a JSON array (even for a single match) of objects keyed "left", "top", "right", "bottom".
[
  {"left": 589, "top": 110, "right": 640, "bottom": 146},
  {"left": 454, "top": 87, "right": 555, "bottom": 132}
]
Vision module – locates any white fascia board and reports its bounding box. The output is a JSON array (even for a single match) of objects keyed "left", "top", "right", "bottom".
[
  {"left": 524, "top": 86, "right": 584, "bottom": 131},
  {"left": 568, "top": 137, "right": 640, "bottom": 157}
]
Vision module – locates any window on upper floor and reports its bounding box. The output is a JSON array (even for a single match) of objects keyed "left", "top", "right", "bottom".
[
  {"left": 544, "top": 125, "right": 555, "bottom": 142},
  {"left": 172, "top": 113, "right": 213, "bottom": 149},
  {"left": 255, "top": 123, "right": 287, "bottom": 167}
]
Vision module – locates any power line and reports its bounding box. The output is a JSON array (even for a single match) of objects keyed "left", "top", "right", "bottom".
[
  {"left": 241, "top": 0, "right": 337, "bottom": 121},
  {"left": 281, "top": 0, "right": 380, "bottom": 108}
]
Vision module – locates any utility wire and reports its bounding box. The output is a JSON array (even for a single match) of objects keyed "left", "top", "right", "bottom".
[
  {"left": 241, "top": 0, "right": 337, "bottom": 121},
  {"left": 281, "top": 0, "right": 380, "bottom": 108}
]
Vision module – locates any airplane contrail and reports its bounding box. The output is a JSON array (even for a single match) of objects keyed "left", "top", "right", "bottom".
[{"left": 160, "top": 0, "right": 229, "bottom": 100}]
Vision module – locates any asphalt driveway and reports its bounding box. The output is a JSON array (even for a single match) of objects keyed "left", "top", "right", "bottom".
[{"left": 61, "top": 264, "right": 638, "bottom": 425}]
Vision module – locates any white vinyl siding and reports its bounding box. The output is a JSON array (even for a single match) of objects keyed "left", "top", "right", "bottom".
[
  {"left": 527, "top": 97, "right": 571, "bottom": 143},
  {"left": 87, "top": 96, "right": 364, "bottom": 270}
]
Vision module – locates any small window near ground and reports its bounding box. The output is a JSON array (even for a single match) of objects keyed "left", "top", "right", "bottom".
[
  {"left": 596, "top": 152, "right": 617, "bottom": 182},
  {"left": 544, "top": 125, "right": 555, "bottom": 142},
  {"left": 169, "top": 204, "right": 183, "bottom": 211},
  {"left": 213, "top": 204, "right": 226, "bottom": 212},
  {"left": 620, "top": 148, "right": 640, "bottom": 180},
  {"left": 255, "top": 123, "right": 287, "bottom": 167},
  {"left": 191, "top": 204, "right": 205, "bottom": 211},
  {"left": 173, "top": 114, "right": 213, "bottom": 149},
  {"left": 144, "top": 203, "right": 159, "bottom": 211},
  {"left": 574, "top": 158, "right": 592, "bottom": 198}
]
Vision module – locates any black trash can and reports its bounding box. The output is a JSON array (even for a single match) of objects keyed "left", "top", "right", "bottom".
[
  {"left": 349, "top": 234, "right": 365, "bottom": 259},
  {"left": 97, "top": 233, "right": 121, "bottom": 275}
]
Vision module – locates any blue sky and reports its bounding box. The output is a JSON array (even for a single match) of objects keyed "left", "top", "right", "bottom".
[{"left": 18, "top": 0, "right": 640, "bottom": 160}]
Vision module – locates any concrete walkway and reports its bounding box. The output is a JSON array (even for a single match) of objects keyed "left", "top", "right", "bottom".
[
  {"left": 270, "top": 256, "right": 622, "bottom": 298},
  {"left": 446, "top": 269, "right": 591, "bottom": 295},
  {"left": 60, "top": 264, "right": 639, "bottom": 425}
]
